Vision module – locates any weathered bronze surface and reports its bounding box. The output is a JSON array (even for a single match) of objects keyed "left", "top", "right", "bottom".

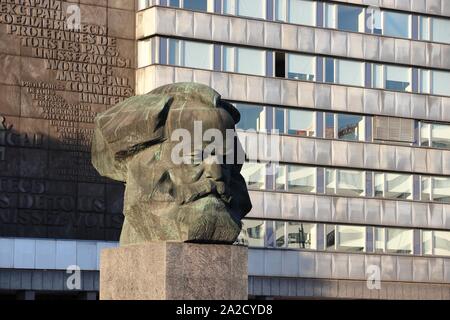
[{"left": 92, "top": 83, "right": 252, "bottom": 245}]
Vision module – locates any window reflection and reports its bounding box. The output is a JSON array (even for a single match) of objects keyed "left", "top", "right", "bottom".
[
  {"left": 287, "top": 54, "right": 315, "bottom": 81},
  {"left": 383, "top": 11, "right": 410, "bottom": 38},
  {"left": 241, "top": 162, "right": 266, "bottom": 190},
  {"left": 326, "top": 169, "right": 365, "bottom": 197},
  {"left": 235, "top": 104, "right": 265, "bottom": 131},
  {"left": 336, "top": 114, "right": 364, "bottom": 141}
]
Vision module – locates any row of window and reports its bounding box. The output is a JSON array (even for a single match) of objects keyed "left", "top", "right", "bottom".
[
  {"left": 138, "top": 0, "right": 450, "bottom": 45},
  {"left": 138, "top": 37, "right": 450, "bottom": 96},
  {"left": 241, "top": 163, "right": 450, "bottom": 203},
  {"left": 234, "top": 103, "right": 450, "bottom": 149},
  {"left": 238, "top": 219, "right": 450, "bottom": 257}
]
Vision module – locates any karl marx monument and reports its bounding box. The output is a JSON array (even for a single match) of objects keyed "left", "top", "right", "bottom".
[{"left": 94, "top": 83, "right": 252, "bottom": 300}]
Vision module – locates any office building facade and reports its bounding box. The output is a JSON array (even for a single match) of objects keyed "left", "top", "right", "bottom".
[{"left": 0, "top": 0, "right": 449, "bottom": 299}]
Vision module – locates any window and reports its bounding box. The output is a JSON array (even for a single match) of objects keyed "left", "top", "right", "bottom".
[
  {"left": 336, "top": 113, "right": 365, "bottom": 141},
  {"left": 326, "top": 169, "right": 365, "bottom": 197},
  {"left": 419, "top": 16, "right": 430, "bottom": 41},
  {"left": 433, "top": 231, "right": 450, "bottom": 256},
  {"left": 335, "top": 59, "right": 364, "bottom": 86},
  {"left": 239, "top": 220, "right": 265, "bottom": 247},
  {"left": 169, "top": 39, "right": 213, "bottom": 70},
  {"left": 275, "top": 0, "right": 316, "bottom": 26},
  {"left": 287, "top": 54, "right": 315, "bottom": 81},
  {"left": 421, "top": 176, "right": 450, "bottom": 203},
  {"left": 169, "top": 0, "right": 214, "bottom": 12},
  {"left": 235, "top": 104, "right": 265, "bottom": 131},
  {"left": 431, "top": 18, "right": 450, "bottom": 44},
  {"left": 420, "top": 122, "right": 450, "bottom": 149},
  {"left": 375, "top": 228, "right": 413, "bottom": 254},
  {"left": 432, "top": 177, "right": 450, "bottom": 203},
  {"left": 224, "top": 0, "right": 265, "bottom": 19},
  {"left": 325, "top": 3, "right": 364, "bottom": 32},
  {"left": 374, "top": 173, "right": 413, "bottom": 200},
  {"left": 241, "top": 162, "right": 266, "bottom": 189},
  {"left": 337, "top": 4, "right": 364, "bottom": 32},
  {"left": 373, "top": 116, "right": 414, "bottom": 143},
  {"left": 422, "top": 230, "right": 432, "bottom": 255},
  {"left": 386, "top": 228, "right": 413, "bottom": 254},
  {"left": 287, "top": 165, "right": 316, "bottom": 193},
  {"left": 431, "top": 71, "right": 450, "bottom": 96},
  {"left": 383, "top": 11, "right": 410, "bottom": 38},
  {"left": 384, "top": 65, "right": 411, "bottom": 92},
  {"left": 286, "top": 222, "right": 316, "bottom": 249},
  {"left": 275, "top": 221, "right": 286, "bottom": 247},
  {"left": 287, "top": 109, "right": 315, "bottom": 136},
  {"left": 326, "top": 225, "right": 365, "bottom": 252},
  {"left": 223, "top": 46, "right": 266, "bottom": 76},
  {"left": 275, "top": 164, "right": 316, "bottom": 193}
]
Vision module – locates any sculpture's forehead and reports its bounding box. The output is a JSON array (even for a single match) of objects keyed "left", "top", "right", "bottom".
[{"left": 166, "top": 102, "right": 236, "bottom": 133}]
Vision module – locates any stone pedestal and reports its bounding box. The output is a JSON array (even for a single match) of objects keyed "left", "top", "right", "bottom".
[{"left": 99, "top": 242, "right": 248, "bottom": 300}]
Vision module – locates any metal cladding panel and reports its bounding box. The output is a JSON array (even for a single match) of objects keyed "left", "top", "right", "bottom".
[
  {"left": 282, "top": 24, "right": 298, "bottom": 51},
  {"left": 281, "top": 193, "right": 299, "bottom": 220},
  {"left": 397, "top": 256, "right": 414, "bottom": 281},
  {"left": 282, "top": 250, "right": 300, "bottom": 277},
  {"left": 298, "top": 26, "right": 315, "bottom": 52},
  {"left": 230, "top": 17, "right": 247, "bottom": 45},
  {"left": 332, "top": 141, "right": 348, "bottom": 167},
  {"left": 35, "top": 240, "right": 56, "bottom": 270},
  {"left": 55, "top": 240, "right": 77, "bottom": 270},
  {"left": 264, "top": 249, "right": 282, "bottom": 276},
  {"left": 429, "top": 258, "right": 445, "bottom": 283},
  {"left": 316, "top": 196, "right": 333, "bottom": 222},
  {"left": 13, "top": 239, "right": 35, "bottom": 269},
  {"left": 331, "top": 31, "right": 347, "bottom": 57},
  {"left": 332, "top": 85, "right": 347, "bottom": 111},
  {"left": 174, "top": 67, "right": 194, "bottom": 83},
  {"left": 297, "top": 138, "right": 315, "bottom": 163},
  {"left": 381, "top": 255, "right": 397, "bottom": 281},
  {"left": 298, "top": 194, "right": 315, "bottom": 221},
  {"left": 315, "top": 29, "right": 331, "bottom": 55},
  {"left": 395, "top": 38, "right": 411, "bottom": 65},
  {"left": 413, "top": 258, "right": 430, "bottom": 282},
  {"left": 298, "top": 251, "right": 316, "bottom": 278},
  {"left": 348, "top": 254, "right": 366, "bottom": 280},
  {"left": 0, "top": 239, "right": 14, "bottom": 268},
  {"left": 332, "top": 253, "right": 349, "bottom": 279},
  {"left": 155, "top": 6, "right": 176, "bottom": 34},
  {"left": 248, "top": 249, "right": 264, "bottom": 276},
  {"left": 193, "top": 12, "right": 213, "bottom": 40},
  {"left": 347, "top": 33, "right": 364, "bottom": 59},
  {"left": 348, "top": 198, "right": 365, "bottom": 224},
  {"left": 281, "top": 80, "right": 299, "bottom": 106},
  {"left": 212, "top": 14, "right": 230, "bottom": 41}
]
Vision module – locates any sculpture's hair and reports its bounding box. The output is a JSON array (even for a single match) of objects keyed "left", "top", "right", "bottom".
[{"left": 91, "top": 82, "right": 239, "bottom": 182}]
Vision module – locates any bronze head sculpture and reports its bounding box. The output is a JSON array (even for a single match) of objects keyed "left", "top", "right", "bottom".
[{"left": 91, "top": 83, "right": 252, "bottom": 245}]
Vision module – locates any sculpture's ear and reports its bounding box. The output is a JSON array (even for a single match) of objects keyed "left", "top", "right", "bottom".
[
  {"left": 91, "top": 94, "right": 173, "bottom": 182},
  {"left": 218, "top": 100, "right": 240, "bottom": 124}
]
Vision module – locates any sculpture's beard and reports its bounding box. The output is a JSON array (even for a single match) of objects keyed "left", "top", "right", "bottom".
[
  {"left": 150, "top": 171, "right": 233, "bottom": 206},
  {"left": 121, "top": 169, "right": 250, "bottom": 245}
]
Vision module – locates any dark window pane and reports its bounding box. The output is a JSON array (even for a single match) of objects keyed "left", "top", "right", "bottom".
[
  {"left": 325, "top": 113, "right": 334, "bottom": 138},
  {"left": 325, "top": 58, "right": 334, "bottom": 83},
  {"left": 184, "top": 0, "right": 208, "bottom": 11},
  {"left": 236, "top": 104, "right": 265, "bottom": 131},
  {"left": 337, "top": 5, "right": 362, "bottom": 32},
  {"left": 275, "top": 109, "right": 285, "bottom": 134}
]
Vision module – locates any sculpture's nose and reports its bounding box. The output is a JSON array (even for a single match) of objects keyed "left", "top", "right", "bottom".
[{"left": 202, "top": 155, "right": 230, "bottom": 184}]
